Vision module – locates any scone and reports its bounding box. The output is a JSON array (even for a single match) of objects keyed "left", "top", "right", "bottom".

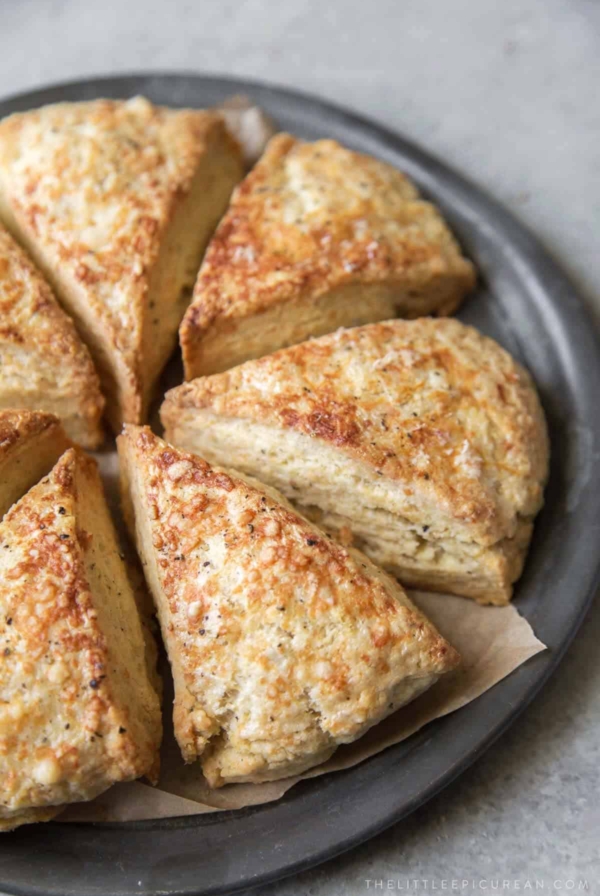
[
  {"left": 118, "top": 426, "right": 459, "bottom": 787},
  {"left": 180, "top": 133, "right": 476, "bottom": 379},
  {"left": 0, "top": 409, "right": 69, "bottom": 518},
  {"left": 162, "top": 318, "right": 549, "bottom": 605},
  {"left": 0, "top": 97, "right": 244, "bottom": 430},
  {"left": 0, "top": 225, "right": 104, "bottom": 447},
  {"left": 0, "top": 448, "right": 162, "bottom": 830}
]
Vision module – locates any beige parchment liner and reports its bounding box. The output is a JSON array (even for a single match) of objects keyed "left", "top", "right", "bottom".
[{"left": 62, "top": 456, "right": 546, "bottom": 823}]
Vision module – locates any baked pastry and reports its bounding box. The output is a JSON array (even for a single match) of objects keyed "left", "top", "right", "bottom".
[
  {"left": 179, "top": 133, "right": 476, "bottom": 379},
  {"left": 0, "top": 807, "right": 64, "bottom": 833},
  {"left": 162, "top": 318, "right": 549, "bottom": 605},
  {"left": 0, "top": 225, "right": 104, "bottom": 447},
  {"left": 0, "top": 409, "right": 69, "bottom": 519},
  {"left": 0, "top": 448, "right": 162, "bottom": 830},
  {"left": 0, "top": 97, "right": 244, "bottom": 430},
  {"left": 118, "top": 426, "right": 459, "bottom": 787}
]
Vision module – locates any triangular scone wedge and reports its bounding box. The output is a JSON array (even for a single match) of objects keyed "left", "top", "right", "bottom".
[
  {"left": 179, "top": 133, "right": 476, "bottom": 378},
  {"left": 0, "top": 806, "right": 65, "bottom": 833},
  {"left": 118, "top": 426, "right": 459, "bottom": 787},
  {"left": 0, "top": 448, "right": 162, "bottom": 830},
  {"left": 0, "top": 409, "right": 69, "bottom": 519},
  {"left": 0, "top": 97, "right": 244, "bottom": 430},
  {"left": 163, "top": 318, "right": 549, "bottom": 605},
  {"left": 0, "top": 225, "right": 104, "bottom": 446}
]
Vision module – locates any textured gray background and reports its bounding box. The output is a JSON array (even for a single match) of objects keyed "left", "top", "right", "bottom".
[{"left": 1, "top": 0, "right": 599, "bottom": 893}]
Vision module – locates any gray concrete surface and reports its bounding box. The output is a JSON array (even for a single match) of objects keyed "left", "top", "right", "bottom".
[{"left": 0, "top": 0, "right": 598, "bottom": 892}]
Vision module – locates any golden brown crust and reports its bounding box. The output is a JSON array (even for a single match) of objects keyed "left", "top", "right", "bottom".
[
  {"left": 0, "top": 225, "right": 104, "bottom": 447},
  {"left": 166, "top": 318, "right": 548, "bottom": 546},
  {"left": 0, "top": 98, "right": 243, "bottom": 429},
  {"left": 0, "top": 447, "right": 162, "bottom": 827},
  {"left": 0, "top": 408, "right": 64, "bottom": 462},
  {"left": 119, "top": 426, "right": 459, "bottom": 786},
  {"left": 163, "top": 319, "right": 549, "bottom": 603},
  {"left": 0, "top": 409, "right": 70, "bottom": 519},
  {"left": 180, "top": 134, "right": 476, "bottom": 378}
]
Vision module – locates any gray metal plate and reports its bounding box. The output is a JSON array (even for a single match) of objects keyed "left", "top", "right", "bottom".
[{"left": 0, "top": 73, "right": 599, "bottom": 896}]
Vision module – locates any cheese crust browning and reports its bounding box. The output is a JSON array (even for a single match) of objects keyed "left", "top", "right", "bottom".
[
  {"left": 119, "top": 427, "right": 459, "bottom": 786},
  {"left": 0, "top": 225, "right": 104, "bottom": 447},
  {"left": 180, "top": 133, "right": 476, "bottom": 378},
  {"left": 0, "top": 97, "right": 244, "bottom": 429},
  {"left": 163, "top": 318, "right": 549, "bottom": 604},
  {"left": 0, "top": 409, "right": 70, "bottom": 519},
  {"left": 0, "top": 448, "right": 162, "bottom": 829}
]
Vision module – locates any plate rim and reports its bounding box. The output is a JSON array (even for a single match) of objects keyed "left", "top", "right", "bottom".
[{"left": 0, "top": 71, "right": 599, "bottom": 896}]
